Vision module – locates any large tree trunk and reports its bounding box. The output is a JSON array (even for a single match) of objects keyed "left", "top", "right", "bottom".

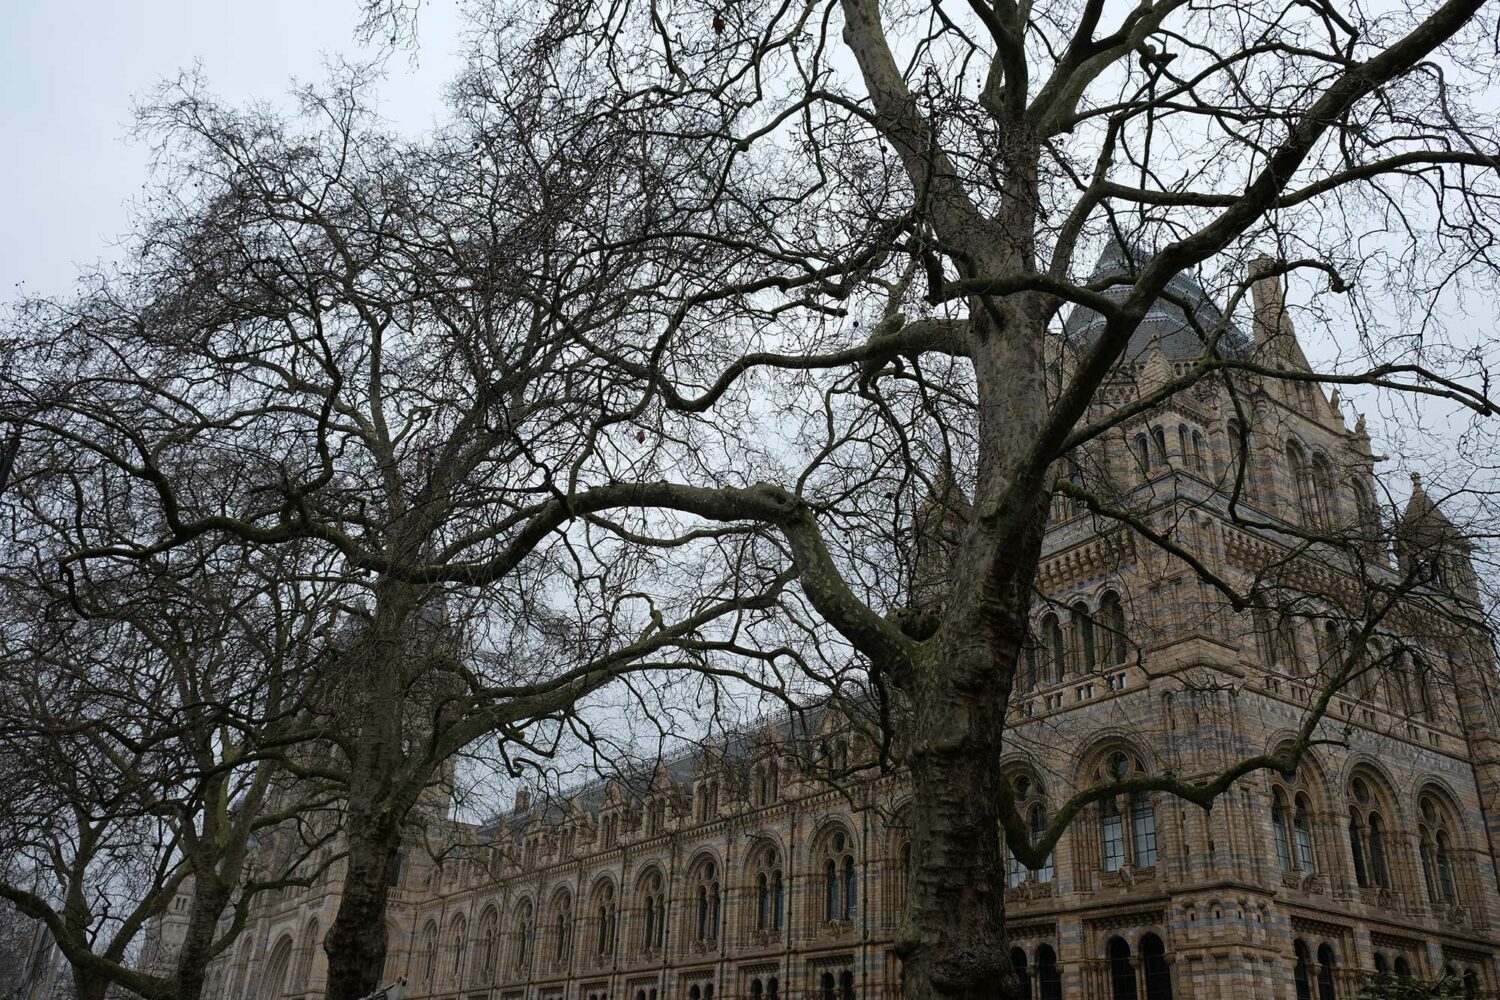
[
  {"left": 323, "top": 807, "right": 401, "bottom": 1000},
  {"left": 900, "top": 524, "right": 1047, "bottom": 1000},
  {"left": 323, "top": 577, "right": 427, "bottom": 1000},
  {"left": 899, "top": 299, "right": 1050, "bottom": 1000},
  {"left": 174, "top": 879, "right": 231, "bottom": 1000}
]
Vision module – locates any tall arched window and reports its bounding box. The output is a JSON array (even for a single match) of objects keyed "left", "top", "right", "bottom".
[
  {"left": 552, "top": 893, "right": 572, "bottom": 965},
  {"left": 1099, "top": 752, "right": 1157, "bottom": 871},
  {"left": 261, "top": 935, "right": 294, "bottom": 1000},
  {"left": 1099, "top": 591, "right": 1129, "bottom": 667},
  {"left": 512, "top": 901, "right": 532, "bottom": 972},
  {"left": 1072, "top": 602, "right": 1096, "bottom": 673},
  {"left": 1151, "top": 427, "right": 1169, "bottom": 468},
  {"left": 752, "top": 843, "right": 784, "bottom": 934},
  {"left": 639, "top": 870, "right": 666, "bottom": 951},
  {"left": 1141, "top": 933, "right": 1171, "bottom": 1000},
  {"left": 1287, "top": 443, "right": 1317, "bottom": 524},
  {"left": 1178, "top": 425, "right": 1190, "bottom": 467},
  {"left": 1418, "top": 793, "right": 1461, "bottom": 907},
  {"left": 1293, "top": 940, "right": 1313, "bottom": 1000},
  {"left": 1009, "top": 948, "right": 1031, "bottom": 1000},
  {"left": 820, "top": 829, "right": 857, "bottom": 922},
  {"left": 1191, "top": 431, "right": 1204, "bottom": 471},
  {"left": 478, "top": 906, "right": 499, "bottom": 980},
  {"left": 1134, "top": 434, "right": 1151, "bottom": 475},
  {"left": 420, "top": 922, "right": 439, "bottom": 985},
  {"left": 295, "top": 919, "right": 319, "bottom": 985},
  {"left": 1315, "top": 945, "right": 1337, "bottom": 1000},
  {"left": 691, "top": 859, "right": 721, "bottom": 944},
  {"left": 592, "top": 882, "right": 616, "bottom": 960},
  {"left": 1005, "top": 773, "right": 1054, "bottom": 886},
  {"left": 1044, "top": 613, "right": 1066, "bottom": 682},
  {"left": 450, "top": 915, "right": 468, "bottom": 984},
  {"left": 1036, "top": 945, "right": 1063, "bottom": 1000},
  {"left": 1310, "top": 455, "right": 1337, "bottom": 526},
  {"left": 1269, "top": 766, "right": 1318, "bottom": 875},
  {"left": 1348, "top": 776, "right": 1391, "bottom": 889},
  {"left": 1109, "top": 937, "right": 1137, "bottom": 1000}
]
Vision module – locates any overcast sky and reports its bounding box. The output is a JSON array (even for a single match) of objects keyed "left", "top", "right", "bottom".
[
  {"left": 1, "top": 0, "right": 1488, "bottom": 499},
  {"left": 1, "top": 0, "right": 465, "bottom": 298}
]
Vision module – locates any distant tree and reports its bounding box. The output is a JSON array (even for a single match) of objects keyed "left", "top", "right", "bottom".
[{"left": 0, "top": 532, "right": 340, "bottom": 1000}]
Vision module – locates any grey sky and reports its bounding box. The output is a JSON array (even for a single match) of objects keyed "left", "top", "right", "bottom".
[
  {"left": 0, "top": 1, "right": 1486, "bottom": 501},
  {"left": 1, "top": 0, "right": 464, "bottom": 298}
]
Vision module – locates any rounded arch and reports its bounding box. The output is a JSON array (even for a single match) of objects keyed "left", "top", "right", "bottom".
[
  {"left": 685, "top": 850, "right": 724, "bottom": 946},
  {"left": 547, "top": 887, "right": 574, "bottom": 968},
  {"left": 295, "top": 917, "right": 320, "bottom": 983},
  {"left": 446, "top": 912, "right": 468, "bottom": 985},
  {"left": 588, "top": 876, "right": 618, "bottom": 961},
  {"left": 417, "top": 919, "right": 440, "bottom": 986},
  {"left": 1345, "top": 761, "right": 1404, "bottom": 893},
  {"left": 631, "top": 862, "right": 668, "bottom": 894},
  {"left": 476, "top": 904, "right": 501, "bottom": 983},
  {"left": 740, "top": 829, "right": 790, "bottom": 874},
  {"left": 261, "top": 934, "right": 295, "bottom": 1000},
  {"left": 808, "top": 818, "right": 859, "bottom": 926}
]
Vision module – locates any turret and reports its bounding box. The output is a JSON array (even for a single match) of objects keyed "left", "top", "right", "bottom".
[{"left": 1395, "top": 473, "right": 1478, "bottom": 602}]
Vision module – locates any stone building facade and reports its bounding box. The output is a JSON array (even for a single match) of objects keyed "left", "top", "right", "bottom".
[{"left": 184, "top": 255, "right": 1500, "bottom": 1000}]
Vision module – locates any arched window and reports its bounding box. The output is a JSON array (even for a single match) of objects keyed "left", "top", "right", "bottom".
[
  {"left": 1009, "top": 948, "right": 1031, "bottom": 1000},
  {"left": 1151, "top": 427, "right": 1169, "bottom": 468},
  {"left": 1287, "top": 443, "right": 1316, "bottom": 524},
  {"left": 295, "top": 919, "right": 319, "bottom": 984},
  {"left": 552, "top": 894, "right": 572, "bottom": 964},
  {"left": 261, "top": 935, "right": 294, "bottom": 1000},
  {"left": 1316, "top": 944, "right": 1337, "bottom": 1000},
  {"left": 1099, "top": 752, "right": 1157, "bottom": 871},
  {"left": 1141, "top": 933, "right": 1171, "bottom": 1000},
  {"left": 1044, "top": 613, "right": 1066, "bottom": 682},
  {"left": 450, "top": 915, "right": 468, "bottom": 984},
  {"left": 1191, "top": 431, "right": 1204, "bottom": 472},
  {"left": 1311, "top": 455, "right": 1336, "bottom": 526},
  {"left": 1418, "top": 793, "right": 1461, "bottom": 906},
  {"left": 478, "top": 907, "right": 499, "bottom": 980},
  {"left": 691, "top": 860, "right": 721, "bottom": 944},
  {"left": 1108, "top": 937, "right": 1137, "bottom": 1000},
  {"left": 420, "top": 922, "right": 439, "bottom": 985},
  {"left": 592, "top": 882, "right": 616, "bottom": 960},
  {"left": 1394, "top": 957, "right": 1413, "bottom": 979},
  {"left": 1006, "top": 774, "right": 1053, "bottom": 886},
  {"left": 1463, "top": 969, "right": 1480, "bottom": 996},
  {"left": 1348, "top": 777, "right": 1390, "bottom": 889},
  {"left": 1178, "top": 425, "right": 1190, "bottom": 467},
  {"left": 1099, "top": 591, "right": 1128, "bottom": 667},
  {"left": 1269, "top": 766, "right": 1319, "bottom": 874},
  {"left": 820, "top": 973, "right": 835, "bottom": 1000},
  {"left": 1072, "top": 602, "right": 1096, "bottom": 673},
  {"left": 1294, "top": 939, "right": 1313, "bottom": 1000},
  {"left": 751, "top": 843, "right": 784, "bottom": 934},
  {"left": 639, "top": 870, "right": 666, "bottom": 951},
  {"left": 820, "top": 829, "right": 857, "bottom": 922},
  {"left": 839, "top": 970, "right": 855, "bottom": 1000},
  {"left": 1134, "top": 434, "right": 1151, "bottom": 475},
  {"left": 512, "top": 901, "right": 532, "bottom": 972},
  {"left": 1036, "top": 945, "right": 1063, "bottom": 1000}
]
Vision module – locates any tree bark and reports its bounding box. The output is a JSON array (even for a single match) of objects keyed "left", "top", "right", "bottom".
[{"left": 323, "top": 809, "right": 401, "bottom": 1000}]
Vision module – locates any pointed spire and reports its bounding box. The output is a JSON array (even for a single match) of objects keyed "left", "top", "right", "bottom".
[
  {"left": 1248, "top": 257, "right": 1313, "bottom": 373},
  {"left": 1398, "top": 472, "right": 1467, "bottom": 552},
  {"left": 1140, "top": 337, "right": 1173, "bottom": 393}
]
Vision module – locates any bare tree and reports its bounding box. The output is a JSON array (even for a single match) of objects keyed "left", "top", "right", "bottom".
[
  {"left": 1, "top": 62, "right": 787, "bottom": 1000},
  {"left": 0, "top": 530, "right": 340, "bottom": 1000},
  {"left": 416, "top": 3, "right": 1500, "bottom": 999},
  {"left": 10, "top": 1, "right": 1500, "bottom": 998}
]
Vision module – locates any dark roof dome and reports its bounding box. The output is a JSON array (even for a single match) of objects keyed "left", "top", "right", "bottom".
[{"left": 1060, "top": 242, "right": 1251, "bottom": 360}]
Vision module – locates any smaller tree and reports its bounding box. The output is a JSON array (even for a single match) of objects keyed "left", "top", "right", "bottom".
[{"left": 0, "top": 528, "right": 341, "bottom": 1000}]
